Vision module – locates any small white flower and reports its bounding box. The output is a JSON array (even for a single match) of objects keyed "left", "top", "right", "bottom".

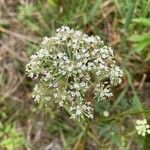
[
  {"left": 135, "top": 119, "right": 150, "bottom": 136},
  {"left": 103, "top": 111, "right": 109, "bottom": 117},
  {"left": 42, "top": 36, "right": 49, "bottom": 45},
  {"left": 54, "top": 93, "right": 58, "bottom": 98},
  {"left": 110, "top": 66, "right": 123, "bottom": 85}
]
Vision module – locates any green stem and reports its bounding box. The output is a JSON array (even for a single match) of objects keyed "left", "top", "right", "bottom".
[{"left": 91, "top": 109, "right": 150, "bottom": 125}]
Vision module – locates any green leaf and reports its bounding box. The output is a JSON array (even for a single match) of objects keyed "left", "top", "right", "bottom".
[
  {"left": 48, "top": 0, "right": 58, "bottom": 6},
  {"left": 25, "top": 20, "right": 40, "bottom": 32},
  {"left": 128, "top": 33, "right": 150, "bottom": 42},
  {"left": 18, "top": 4, "right": 36, "bottom": 20},
  {"left": 88, "top": 0, "right": 102, "bottom": 21},
  {"left": 124, "top": 0, "right": 135, "bottom": 32},
  {"left": 111, "top": 86, "right": 128, "bottom": 110},
  {"left": 99, "top": 122, "right": 125, "bottom": 149},
  {"left": 132, "top": 18, "right": 150, "bottom": 26},
  {"left": 133, "top": 40, "right": 150, "bottom": 52},
  {"left": 125, "top": 69, "right": 143, "bottom": 111}
]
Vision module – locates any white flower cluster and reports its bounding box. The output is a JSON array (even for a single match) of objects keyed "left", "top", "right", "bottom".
[
  {"left": 135, "top": 119, "right": 150, "bottom": 136},
  {"left": 26, "top": 26, "right": 123, "bottom": 120},
  {"left": 70, "top": 102, "right": 93, "bottom": 120}
]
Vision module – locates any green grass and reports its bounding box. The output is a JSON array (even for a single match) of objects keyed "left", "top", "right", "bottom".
[{"left": 0, "top": 0, "right": 150, "bottom": 149}]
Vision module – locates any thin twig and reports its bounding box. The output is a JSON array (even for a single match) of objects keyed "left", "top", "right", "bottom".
[{"left": 138, "top": 73, "right": 147, "bottom": 90}]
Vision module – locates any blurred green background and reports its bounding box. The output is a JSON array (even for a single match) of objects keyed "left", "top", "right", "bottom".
[{"left": 0, "top": 0, "right": 150, "bottom": 149}]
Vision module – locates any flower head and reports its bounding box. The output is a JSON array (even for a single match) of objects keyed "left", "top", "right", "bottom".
[
  {"left": 135, "top": 119, "right": 150, "bottom": 136},
  {"left": 26, "top": 26, "right": 123, "bottom": 120}
]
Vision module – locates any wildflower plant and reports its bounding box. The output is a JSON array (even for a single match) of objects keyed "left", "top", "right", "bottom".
[{"left": 26, "top": 26, "right": 123, "bottom": 121}]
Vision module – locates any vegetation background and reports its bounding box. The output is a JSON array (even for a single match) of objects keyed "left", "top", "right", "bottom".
[{"left": 0, "top": 0, "right": 150, "bottom": 149}]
